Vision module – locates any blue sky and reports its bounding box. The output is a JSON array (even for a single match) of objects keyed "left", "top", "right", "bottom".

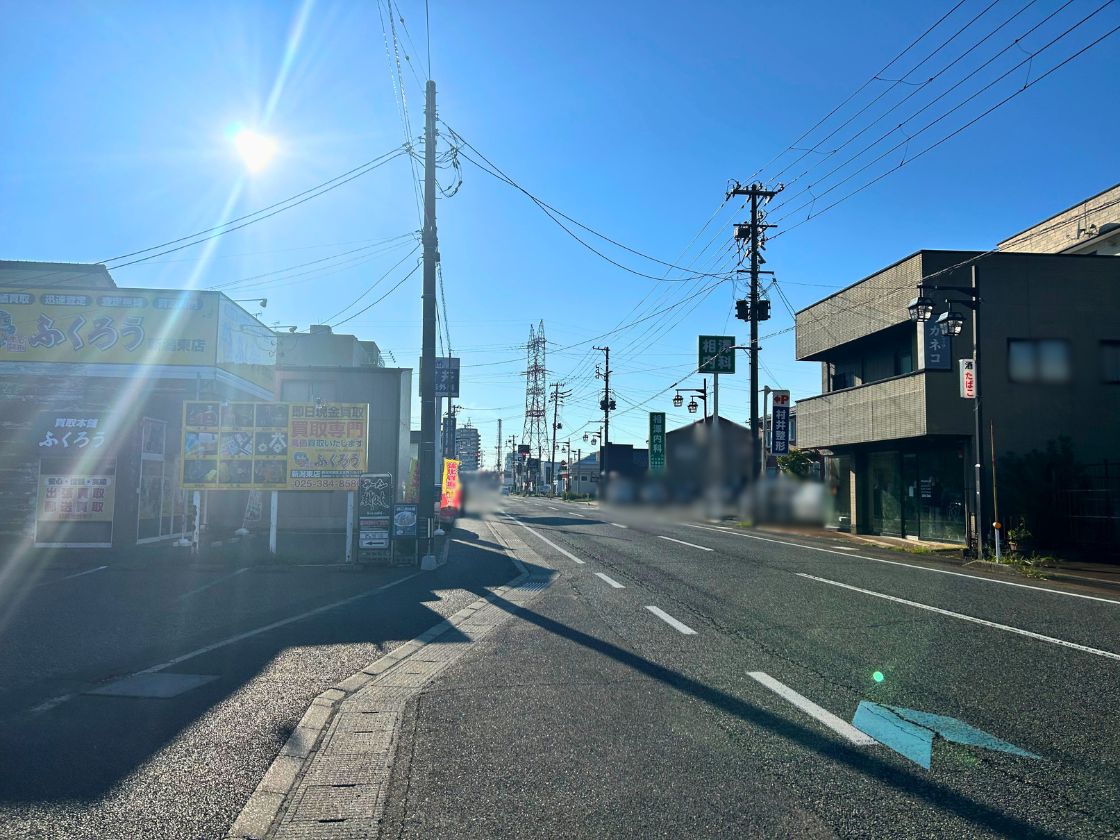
[{"left": 2, "top": 0, "right": 1117, "bottom": 462}]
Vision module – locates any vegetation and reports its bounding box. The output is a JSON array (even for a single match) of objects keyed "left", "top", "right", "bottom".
[{"left": 776, "top": 448, "right": 815, "bottom": 479}]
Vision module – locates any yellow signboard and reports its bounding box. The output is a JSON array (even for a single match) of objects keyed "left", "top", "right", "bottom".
[
  {"left": 0, "top": 288, "right": 219, "bottom": 367},
  {"left": 181, "top": 401, "right": 367, "bottom": 491}
]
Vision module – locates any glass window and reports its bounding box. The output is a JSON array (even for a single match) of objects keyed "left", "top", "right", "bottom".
[
  {"left": 1100, "top": 340, "right": 1120, "bottom": 383},
  {"left": 917, "top": 446, "right": 966, "bottom": 543},
  {"left": 1037, "top": 340, "right": 1071, "bottom": 384},
  {"left": 1008, "top": 339, "right": 1035, "bottom": 383},
  {"left": 824, "top": 455, "right": 851, "bottom": 532},
  {"left": 895, "top": 345, "right": 914, "bottom": 376},
  {"left": 867, "top": 452, "right": 902, "bottom": 536}
]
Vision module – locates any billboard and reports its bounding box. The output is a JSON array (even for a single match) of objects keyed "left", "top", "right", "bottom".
[{"left": 181, "top": 401, "right": 367, "bottom": 490}]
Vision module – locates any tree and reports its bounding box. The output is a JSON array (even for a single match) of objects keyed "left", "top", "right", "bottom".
[{"left": 776, "top": 448, "right": 814, "bottom": 479}]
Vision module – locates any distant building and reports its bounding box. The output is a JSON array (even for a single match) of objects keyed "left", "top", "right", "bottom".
[
  {"left": 455, "top": 423, "right": 481, "bottom": 471},
  {"left": 998, "top": 182, "right": 1120, "bottom": 256}
]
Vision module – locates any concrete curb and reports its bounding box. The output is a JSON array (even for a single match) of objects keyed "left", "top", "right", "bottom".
[{"left": 225, "top": 518, "right": 535, "bottom": 840}]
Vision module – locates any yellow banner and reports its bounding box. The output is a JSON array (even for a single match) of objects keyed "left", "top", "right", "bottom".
[
  {"left": 0, "top": 288, "right": 218, "bottom": 367},
  {"left": 440, "top": 458, "right": 462, "bottom": 513},
  {"left": 181, "top": 401, "right": 367, "bottom": 491}
]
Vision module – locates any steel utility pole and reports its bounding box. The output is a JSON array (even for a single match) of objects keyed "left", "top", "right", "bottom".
[
  {"left": 594, "top": 347, "right": 612, "bottom": 488},
  {"left": 419, "top": 80, "right": 439, "bottom": 564},
  {"left": 549, "top": 382, "right": 571, "bottom": 495},
  {"left": 729, "top": 181, "right": 782, "bottom": 480}
]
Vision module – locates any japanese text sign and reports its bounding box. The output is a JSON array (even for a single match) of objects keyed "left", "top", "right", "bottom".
[
  {"left": 648, "top": 412, "right": 666, "bottom": 474},
  {"left": 440, "top": 458, "right": 462, "bottom": 514},
  {"left": 419, "top": 356, "right": 460, "bottom": 398},
  {"left": 37, "top": 473, "right": 115, "bottom": 523},
  {"left": 34, "top": 412, "right": 110, "bottom": 455},
  {"left": 698, "top": 335, "right": 736, "bottom": 374},
  {"left": 770, "top": 390, "right": 791, "bottom": 456},
  {"left": 959, "top": 359, "right": 976, "bottom": 399},
  {"left": 181, "top": 401, "right": 368, "bottom": 490},
  {"left": 923, "top": 320, "right": 951, "bottom": 370}
]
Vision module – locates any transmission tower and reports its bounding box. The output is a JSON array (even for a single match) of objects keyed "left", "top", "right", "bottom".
[{"left": 522, "top": 320, "right": 549, "bottom": 486}]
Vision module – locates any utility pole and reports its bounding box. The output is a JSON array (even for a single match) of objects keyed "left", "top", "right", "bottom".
[
  {"left": 594, "top": 347, "right": 613, "bottom": 490},
  {"left": 730, "top": 181, "right": 782, "bottom": 481},
  {"left": 419, "top": 80, "right": 439, "bottom": 565},
  {"left": 496, "top": 419, "right": 502, "bottom": 483},
  {"left": 549, "top": 382, "right": 571, "bottom": 496}
]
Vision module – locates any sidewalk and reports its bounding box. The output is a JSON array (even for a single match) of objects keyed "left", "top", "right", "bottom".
[
  {"left": 753, "top": 523, "right": 1120, "bottom": 594},
  {"left": 226, "top": 514, "right": 552, "bottom": 840}
]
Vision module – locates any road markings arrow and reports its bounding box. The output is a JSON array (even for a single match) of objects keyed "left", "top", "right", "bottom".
[{"left": 852, "top": 702, "right": 1039, "bottom": 769}]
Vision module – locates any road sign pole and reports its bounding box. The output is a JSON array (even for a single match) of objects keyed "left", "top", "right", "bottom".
[
  {"left": 345, "top": 491, "right": 355, "bottom": 564},
  {"left": 269, "top": 491, "right": 278, "bottom": 555}
]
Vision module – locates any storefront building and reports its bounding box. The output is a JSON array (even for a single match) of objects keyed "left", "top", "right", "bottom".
[{"left": 0, "top": 263, "right": 274, "bottom": 552}]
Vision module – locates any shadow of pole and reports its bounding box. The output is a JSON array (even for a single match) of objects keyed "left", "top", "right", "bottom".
[{"left": 475, "top": 575, "right": 1062, "bottom": 840}]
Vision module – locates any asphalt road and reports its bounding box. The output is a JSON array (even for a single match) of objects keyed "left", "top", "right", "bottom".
[
  {"left": 379, "top": 494, "right": 1120, "bottom": 839},
  {"left": 0, "top": 541, "right": 518, "bottom": 839}
]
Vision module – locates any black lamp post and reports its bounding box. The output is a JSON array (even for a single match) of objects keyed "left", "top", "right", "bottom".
[{"left": 909, "top": 266, "right": 988, "bottom": 559}]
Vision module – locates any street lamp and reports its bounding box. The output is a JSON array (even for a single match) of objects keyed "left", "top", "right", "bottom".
[
  {"left": 235, "top": 297, "right": 268, "bottom": 308},
  {"left": 936, "top": 309, "right": 965, "bottom": 337},
  {"left": 673, "top": 393, "right": 684, "bottom": 408},
  {"left": 687, "top": 399, "right": 698, "bottom": 414},
  {"left": 907, "top": 295, "right": 935, "bottom": 322}
]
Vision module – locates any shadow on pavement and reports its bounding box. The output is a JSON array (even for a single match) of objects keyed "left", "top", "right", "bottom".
[
  {"left": 0, "top": 523, "right": 514, "bottom": 806},
  {"left": 467, "top": 557, "right": 1064, "bottom": 840}
]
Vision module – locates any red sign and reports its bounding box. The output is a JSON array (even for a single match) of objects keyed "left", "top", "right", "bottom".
[
  {"left": 440, "top": 458, "right": 462, "bottom": 515},
  {"left": 959, "top": 359, "right": 976, "bottom": 399}
]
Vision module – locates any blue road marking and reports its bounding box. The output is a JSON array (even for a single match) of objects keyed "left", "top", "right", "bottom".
[{"left": 852, "top": 702, "right": 1040, "bottom": 769}]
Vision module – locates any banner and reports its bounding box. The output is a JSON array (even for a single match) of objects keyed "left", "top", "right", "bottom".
[
  {"left": 440, "top": 458, "right": 462, "bottom": 514},
  {"left": 181, "top": 401, "right": 367, "bottom": 490},
  {"left": 648, "top": 412, "right": 666, "bottom": 473}
]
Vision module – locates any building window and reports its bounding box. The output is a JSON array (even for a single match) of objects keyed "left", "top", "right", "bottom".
[
  {"left": 1008, "top": 339, "right": 1072, "bottom": 384},
  {"left": 1102, "top": 341, "right": 1120, "bottom": 383},
  {"left": 894, "top": 345, "right": 914, "bottom": 376}
]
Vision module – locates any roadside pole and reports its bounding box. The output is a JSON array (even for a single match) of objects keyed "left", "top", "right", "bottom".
[
  {"left": 192, "top": 490, "right": 202, "bottom": 555},
  {"left": 345, "top": 490, "right": 355, "bottom": 564},
  {"left": 418, "top": 79, "right": 439, "bottom": 567},
  {"left": 269, "top": 491, "right": 278, "bottom": 556}
]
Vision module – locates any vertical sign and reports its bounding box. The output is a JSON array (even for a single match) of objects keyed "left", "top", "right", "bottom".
[
  {"left": 698, "top": 335, "right": 735, "bottom": 374},
  {"left": 648, "top": 412, "right": 666, "bottom": 473},
  {"left": 959, "top": 359, "right": 977, "bottom": 399},
  {"left": 358, "top": 473, "right": 393, "bottom": 562},
  {"left": 440, "top": 458, "right": 462, "bottom": 515},
  {"left": 443, "top": 413, "right": 457, "bottom": 459},
  {"left": 429, "top": 356, "right": 460, "bottom": 398},
  {"left": 924, "top": 320, "right": 951, "bottom": 370},
  {"left": 770, "top": 390, "right": 791, "bottom": 456}
]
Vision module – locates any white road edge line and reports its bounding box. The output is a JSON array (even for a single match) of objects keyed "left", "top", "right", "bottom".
[
  {"left": 594, "top": 572, "right": 625, "bottom": 589},
  {"left": 645, "top": 605, "right": 697, "bottom": 634},
  {"left": 503, "top": 513, "right": 586, "bottom": 564},
  {"left": 177, "top": 567, "right": 250, "bottom": 601},
  {"left": 680, "top": 523, "right": 1120, "bottom": 606},
  {"left": 797, "top": 572, "right": 1120, "bottom": 662},
  {"left": 748, "top": 671, "right": 878, "bottom": 746},
  {"left": 658, "top": 535, "right": 712, "bottom": 552},
  {"left": 609, "top": 523, "right": 629, "bottom": 529},
  {"left": 35, "top": 565, "right": 109, "bottom": 587}
]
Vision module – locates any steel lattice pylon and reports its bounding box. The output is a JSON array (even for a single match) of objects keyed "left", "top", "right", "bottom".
[{"left": 522, "top": 320, "right": 548, "bottom": 484}]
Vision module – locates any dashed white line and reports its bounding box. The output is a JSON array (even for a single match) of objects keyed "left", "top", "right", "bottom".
[
  {"left": 35, "top": 565, "right": 108, "bottom": 587},
  {"left": 594, "top": 572, "right": 625, "bottom": 589},
  {"left": 680, "top": 523, "right": 1120, "bottom": 606},
  {"left": 645, "top": 605, "right": 697, "bottom": 634},
  {"left": 748, "top": 671, "right": 878, "bottom": 746},
  {"left": 797, "top": 573, "right": 1120, "bottom": 661},
  {"left": 503, "top": 513, "right": 586, "bottom": 564},
  {"left": 609, "top": 523, "right": 629, "bottom": 529},
  {"left": 657, "top": 535, "right": 712, "bottom": 552},
  {"left": 178, "top": 567, "right": 250, "bottom": 600}
]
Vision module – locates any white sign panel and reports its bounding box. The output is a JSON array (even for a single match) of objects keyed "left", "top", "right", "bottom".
[{"left": 959, "top": 359, "right": 976, "bottom": 399}]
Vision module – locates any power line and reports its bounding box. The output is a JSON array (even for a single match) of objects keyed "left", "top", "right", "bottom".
[
  {"left": 321, "top": 245, "right": 422, "bottom": 324},
  {"left": 332, "top": 261, "right": 421, "bottom": 328}
]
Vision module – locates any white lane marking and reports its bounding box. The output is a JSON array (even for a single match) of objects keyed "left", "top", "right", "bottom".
[
  {"left": 797, "top": 573, "right": 1120, "bottom": 662},
  {"left": 30, "top": 569, "right": 426, "bottom": 714},
  {"left": 570, "top": 513, "right": 587, "bottom": 518},
  {"left": 680, "top": 523, "right": 1120, "bottom": 606},
  {"left": 658, "top": 535, "right": 712, "bottom": 552},
  {"left": 609, "top": 523, "right": 629, "bottom": 529},
  {"left": 645, "top": 605, "right": 697, "bottom": 634},
  {"left": 594, "top": 572, "right": 625, "bottom": 589},
  {"left": 177, "top": 567, "right": 250, "bottom": 601},
  {"left": 35, "top": 565, "right": 108, "bottom": 587},
  {"left": 748, "top": 671, "right": 878, "bottom": 746},
  {"left": 503, "top": 513, "right": 585, "bottom": 564},
  {"left": 831, "top": 546, "right": 859, "bottom": 551},
  {"left": 137, "top": 571, "right": 425, "bottom": 675}
]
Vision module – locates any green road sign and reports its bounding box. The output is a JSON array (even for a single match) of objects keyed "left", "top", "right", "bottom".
[
  {"left": 698, "top": 335, "right": 735, "bottom": 374},
  {"left": 649, "top": 412, "right": 666, "bottom": 473}
]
